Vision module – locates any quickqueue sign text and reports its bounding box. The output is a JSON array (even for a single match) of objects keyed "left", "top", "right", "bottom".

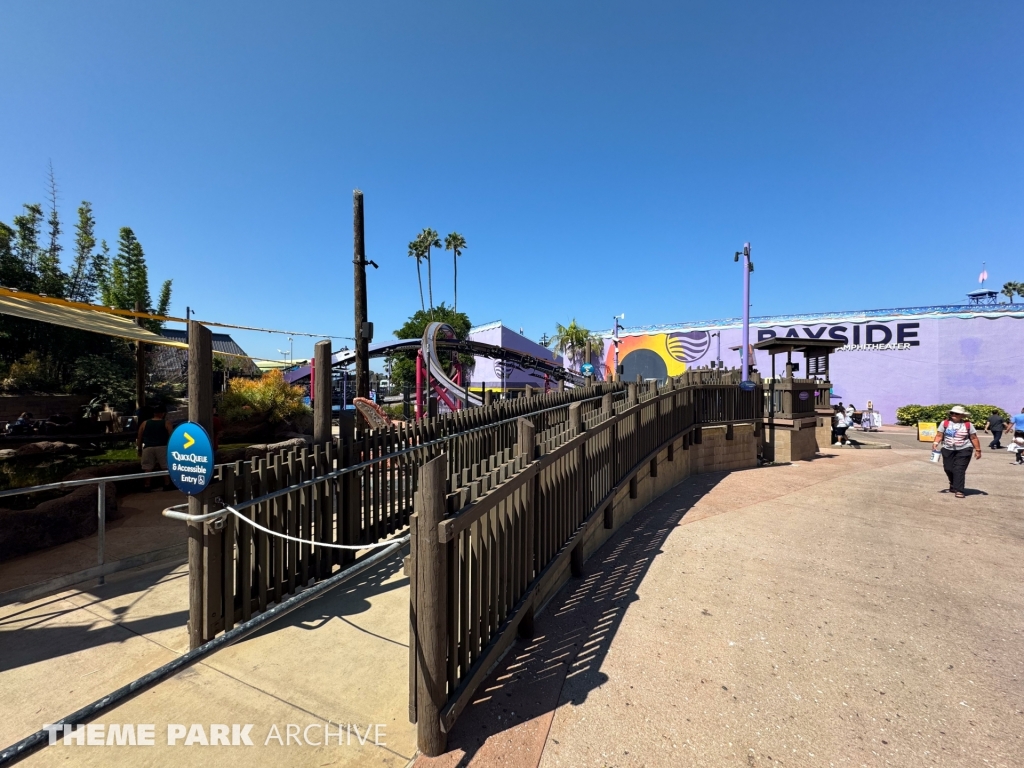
[{"left": 167, "top": 422, "right": 214, "bottom": 495}]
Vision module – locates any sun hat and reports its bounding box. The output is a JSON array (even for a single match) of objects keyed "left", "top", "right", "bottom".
[{"left": 948, "top": 405, "right": 968, "bottom": 415}]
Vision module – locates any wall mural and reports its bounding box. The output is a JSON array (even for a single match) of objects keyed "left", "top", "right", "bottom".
[{"left": 603, "top": 331, "right": 711, "bottom": 381}]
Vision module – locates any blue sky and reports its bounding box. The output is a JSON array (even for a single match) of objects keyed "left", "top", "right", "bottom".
[{"left": 2, "top": 1, "right": 1021, "bottom": 363}]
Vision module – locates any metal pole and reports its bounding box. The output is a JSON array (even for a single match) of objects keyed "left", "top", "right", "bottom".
[
  {"left": 613, "top": 316, "right": 619, "bottom": 381},
  {"left": 741, "top": 243, "right": 751, "bottom": 383},
  {"left": 96, "top": 483, "right": 106, "bottom": 586}
]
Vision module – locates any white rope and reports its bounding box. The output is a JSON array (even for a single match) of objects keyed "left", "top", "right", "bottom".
[{"left": 222, "top": 505, "right": 405, "bottom": 551}]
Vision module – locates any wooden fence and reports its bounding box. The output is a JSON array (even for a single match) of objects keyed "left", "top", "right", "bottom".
[
  {"left": 408, "top": 375, "right": 763, "bottom": 754},
  {"left": 189, "top": 380, "right": 625, "bottom": 646}
]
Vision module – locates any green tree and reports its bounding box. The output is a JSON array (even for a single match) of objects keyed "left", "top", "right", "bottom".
[
  {"left": 0, "top": 221, "right": 33, "bottom": 289},
  {"left": 548, "top": 319, "right": 604, "bottom": 372},
  {"left": 37, "top": 162, "right": 67, "bottom": 298},
  {"left": 68, "top": 202, "right": 97, "bottom": 302},
  {"left": 411, "top": 228, "right": 441, "bottom": 315},
  {"left": 12, "top": 203, "right": 44, "bottom": 288},
  {"left": 97, "top": 227, "right": 171, "bottom": 331},
  {"left": 444, "top": 232, "right": 467, "bottom": 313},
  {"left": 386, "top": 303, "right": 472, "bottom": 387},
  {"left": 407, "top": 238, "right": 426, "bottom": 313},
  {"left": 1001, "top": 282, "right": 1017, "bottom": 304}
]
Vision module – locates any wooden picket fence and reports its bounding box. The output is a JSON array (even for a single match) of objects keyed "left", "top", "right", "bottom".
[
  {"left": 408, "top": 376, "right": 764, "bottom": 754},
  {"left": 190, "top": 380, "right": 625, "bottom": 645}
]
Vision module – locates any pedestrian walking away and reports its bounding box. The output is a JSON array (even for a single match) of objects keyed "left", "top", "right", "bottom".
[
  {"left": 1011, "top": 407, "right": 1024, "bottom": 440},
  {"left": 932, "top": 405, "right": 982, "bottom": 498},
  {"left": 1010, "top": 437, "right": 1024, "bottom": 466},
  {"left": 984, "top": 409, "right": 1009, "bottom": 450},
  {"left": 137, "top": 403, "right": 173, "bottom": 491},
  {"left": 833, "top": 405, "right": 851, "bottom": 446}
]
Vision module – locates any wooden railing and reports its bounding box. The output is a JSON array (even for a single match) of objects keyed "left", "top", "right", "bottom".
[
  {"left": 408, "top": 376, "right": 763, "bottom": 754},
  {"left": 190, "top": 381, "right": 626, "bottom": 645}
]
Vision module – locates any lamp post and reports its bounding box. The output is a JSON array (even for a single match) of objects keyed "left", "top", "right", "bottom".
[
  {"left": 734, "top": 244, "right": 754, "bottom": 383},
  {"left": 612, "top": 313, "right": 625, "bottom": 381}
]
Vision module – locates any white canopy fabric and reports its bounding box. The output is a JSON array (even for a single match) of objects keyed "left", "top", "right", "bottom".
[{"left": 0, "top": 292, "right": 187, "bottom": 348}]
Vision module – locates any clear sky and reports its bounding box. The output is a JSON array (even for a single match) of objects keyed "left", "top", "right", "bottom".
[{"left": 2, "top": 1, "right": 1022, "bottom": 363}]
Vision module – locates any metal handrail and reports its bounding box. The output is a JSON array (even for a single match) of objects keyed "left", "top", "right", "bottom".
[{"left": 0, "top": 469, "right": 172, "bottom": 500}]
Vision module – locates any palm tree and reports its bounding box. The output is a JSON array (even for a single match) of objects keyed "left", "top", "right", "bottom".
[
  {"left": 445, "top": 232, "right": 467, "bottom": 313},
  {"left": 412, "top": 228, "right": 441, "bottom": 316},
  {"left": 1002, "top": 281, "right": 1019, "bottom": 304},
  {"left": 408, "top": 239, "right": 426, "bottom": 312},
  {"left": 548, "top": 319, "right": 604, "bottom": 372}
]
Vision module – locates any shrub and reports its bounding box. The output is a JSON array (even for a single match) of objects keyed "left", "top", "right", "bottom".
[
  {"left": 1, "top": 351, "right": 49, "bottom": 392},
  {"left": 895, "top": 404, "right": 1010, "bottom": 426},
  {"left": 219, "top": 370, "right": 310, "bottom": 424}
]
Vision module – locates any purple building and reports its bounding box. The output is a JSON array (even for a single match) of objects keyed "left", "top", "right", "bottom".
[
  {"left": 601, "top": 305, "right": 1024, "bottom": 424},
  {"left": 467, "top": 321, "right": 565, "bottom": 392}
]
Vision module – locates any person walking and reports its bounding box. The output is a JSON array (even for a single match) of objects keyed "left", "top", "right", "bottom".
[
  {"left": 136, "top": 403, "right": 172, "bottom": 491},
  {"left": 931, "top": 405, "right": 982, "bottom": 498},
  {"left": 1011, "top": 407, "right": 1024, "bottom": 440},
  {"left": 833, "top": 405, "right": 851, "bottom": 446},
  {"left": 984, "top": 409, "right": 1009, "bottom": 450}
]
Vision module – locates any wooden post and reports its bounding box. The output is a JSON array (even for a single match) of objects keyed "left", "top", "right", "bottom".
[
  {"left": 134, "top": 301, "right": 145, "bottom": 410},
  {"left": 187, "top": 320, "right": 214, "bottom": 650},
  {"left": 627, "top": 382, "right": 637, "bottom": 406},
  {"left": 483, "top": 389, "right": 493, "bottom": 407},
  {"left": 313, "top": 340, "right": 332, "bottom": 445},
  {"left": 353, "top": 190, "right": 370, "bottom": 430},
  {"left": 525, "top": 384, "right": 534, "bottom": 399},
  {"left": 415, "top": 455, "right": 448, "bottom": 757},
  {"left": 569, "top": 401, "right": 582, "bottom": 434},
  {"left": 517, "top": 417, "right": 536, "bottom": 639},
  {"left": 602, "top": 392, "right": 612, "bottom": 414}
]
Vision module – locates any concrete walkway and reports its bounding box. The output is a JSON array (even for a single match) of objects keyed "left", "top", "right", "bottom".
[
  {"left": 2, "top": 546, "right": 416, "bottom": 767},
  {"left": 417, "top": 431, "right": 1023, "bottom": 768},
  {"left": 3, "top": 431, "right": 1021, "bottom": 767}
]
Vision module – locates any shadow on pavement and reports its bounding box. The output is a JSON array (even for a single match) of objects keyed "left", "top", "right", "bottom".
[
  {"left": 416, "top": 473, "right": 727, "bottom": 768},
  {"left": 0, "top": 561, "right": 187, "bottom": 673},
  {"left": 249, "top": 548, "right": 409, "bottom": 639}
]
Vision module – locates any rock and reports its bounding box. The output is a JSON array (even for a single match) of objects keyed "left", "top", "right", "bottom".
[
  {"left": 243, "top": 437, "right": 311, "bottom": 460},
  {"left": 0, "top": 481, "right": 117, "bottom": 561},
  {"left": 0, "top": 449, "right": 17, "bottom": 461},
  {"left": 13, "top": 441, "right": 80, "bottom": 457}
]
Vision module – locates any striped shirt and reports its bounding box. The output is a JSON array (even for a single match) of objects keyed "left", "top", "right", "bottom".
[{"left": 940, "top": 420, "right": 976, "bottom": 451}]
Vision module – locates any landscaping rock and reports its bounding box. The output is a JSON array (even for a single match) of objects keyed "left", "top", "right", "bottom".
[
  {"left": 243, "top": 437, "right": 311, "bottom": 460},
  {"left": 12, "top": 441, "right": 80, "bottom": 458},
  {"left": 0, "top": 480, "right": 116, "bottom": 561}
]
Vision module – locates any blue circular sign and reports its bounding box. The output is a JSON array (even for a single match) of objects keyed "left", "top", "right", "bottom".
[
  {"left": 581, "top": 363, "right": 595, "bottom": 376},
  {"left": 167, "top": 422, "right": 215, "bottom": 495},
  {"left": 739, "top": 380, "right": 756, "bottom": 391}
]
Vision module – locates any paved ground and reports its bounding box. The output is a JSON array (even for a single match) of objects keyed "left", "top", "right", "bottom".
[
  {"left": 3, "top": 428, "right": 1021, "bottom": 767},
  {"left": 417, "top": 428, "right": 1023, "bottom": 768},
  {"left": 0, "top": 488, "right": 187, "bottom": 595},
  {"left": 2, "top": 547, "right": 416, "bottom": 767}
]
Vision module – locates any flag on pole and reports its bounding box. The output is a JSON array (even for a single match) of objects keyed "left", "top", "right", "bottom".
[{"left": 978, "top": 269, "right": 988, "bottom": 284}]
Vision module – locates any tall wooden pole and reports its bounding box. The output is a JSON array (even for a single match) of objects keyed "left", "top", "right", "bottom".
[
  {"left": 415, "top": 455, "right": 448, "bottom": 756},
  {"left": 313, "top": 340, "right": 332, "bottom": 445},
  {"left": 134, "top": 301, "right": 145, "bottom": 410},
  {"left": 353, "top": 190, "right": 370, "bottom": 413},
  {"left": 187, "top": 320, "right": 213, "bottom": 650}
]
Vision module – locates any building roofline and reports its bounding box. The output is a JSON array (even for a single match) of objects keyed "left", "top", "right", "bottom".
[{"left": 604, "top": 304, "right": 1024, "bottom": 337}]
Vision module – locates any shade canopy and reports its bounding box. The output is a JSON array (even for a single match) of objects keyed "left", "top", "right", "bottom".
[
  {"left": 0, "top": 291, "right": 187, "bottom": 348},
  {"left": 751, "top": 337, "right": 846, "bottom": 356}
]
